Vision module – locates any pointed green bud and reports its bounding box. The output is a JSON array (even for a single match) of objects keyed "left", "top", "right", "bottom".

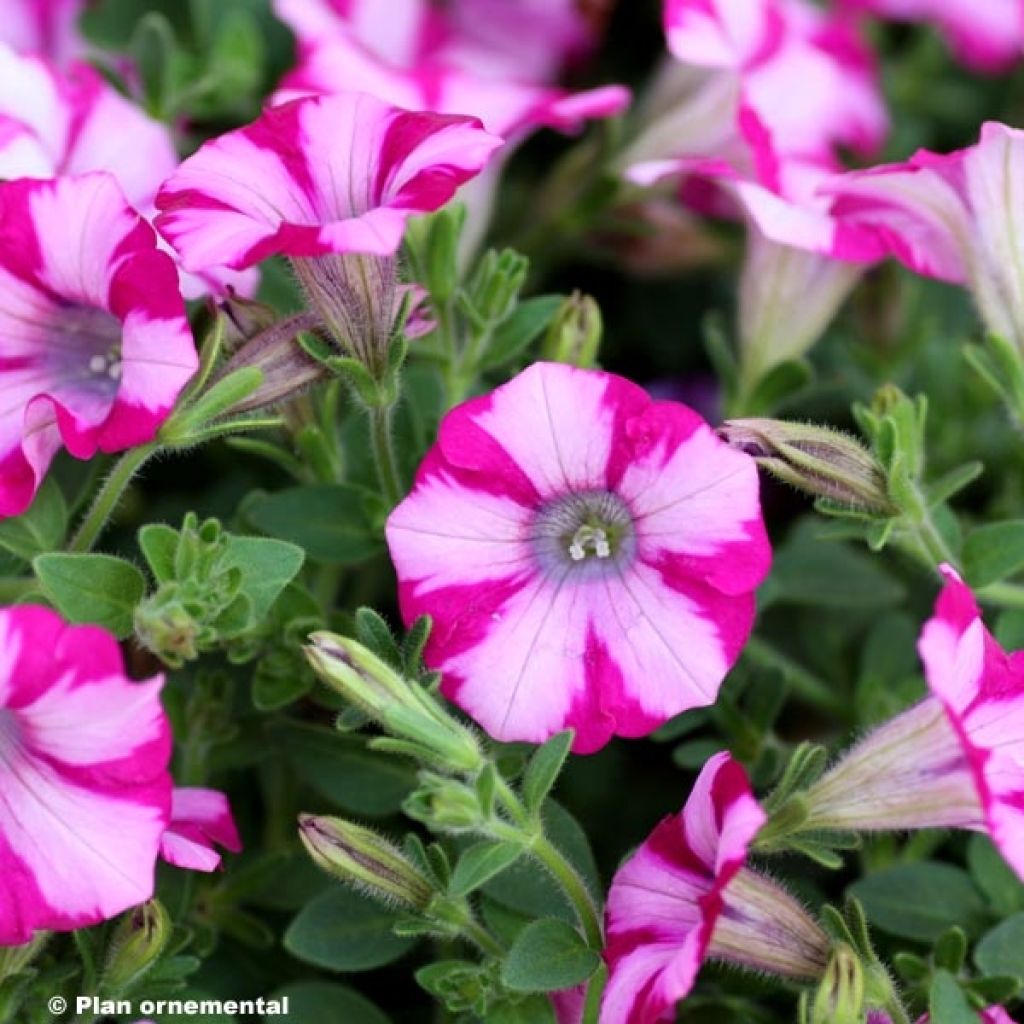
[
  {"left": 811, "top": 944, "right": 865, "bottom": 1024},
  {"left": 103, "top": 900, "right": 171, "bottom": 994},
  {"left": 542, "top": 292, "right": 602, "bottom": 368},
  {"left": 299, "top": 814, "right": 435, "bottom": 910},
  {"left": 305, "top": 632, "right": 483, "bottom": 774},
  {"left": 720, "top": 418, "right": 896, "bottom": 516}
]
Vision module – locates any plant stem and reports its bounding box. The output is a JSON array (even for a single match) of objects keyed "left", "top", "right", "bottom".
[
  {"left": 461, "top": 917, "right": 505, "bottom": 958},
  {"left": 68, "top": 443, "right": 158, "bottom": 553},
  {"left": 369, "top": 402, "right": 403, "bottom": 507},
  {"left": 532, "top": 834, "right": 603, "bottom": 950}
]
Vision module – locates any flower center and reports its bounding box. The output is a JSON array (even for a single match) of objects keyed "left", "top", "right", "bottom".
[{"left": 531, "top": 490, "right": 635, "bottom": 574}]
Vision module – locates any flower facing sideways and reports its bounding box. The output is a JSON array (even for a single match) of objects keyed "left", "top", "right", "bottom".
[
  {"left": 602, "top": 753, "right": 828, "bottom": 1023},
  {"left": 802, "top": 567, "right": 1024, "bottom": 881},
  {"left": 159, "top": 788, "right": 242, "bottom": 873},
  {"left": 386, "top": 362, "right": 771, "bottom": 752},
  {"left": 0, "top": 173, "right": 197, "bottom": 519},
  {"left": 0, "top": 606, "right": 172, "bottom": 945}
]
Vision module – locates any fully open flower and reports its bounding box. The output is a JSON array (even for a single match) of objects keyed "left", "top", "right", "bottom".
[
  {"left": 840, "top": 0, "right": 1023, "bottom": 73},
  {"left": 803, "top": 567, "right": 1024, "bottom": 881},
  {"left": 603, "top": 753, "right": 828, "bottom": 1023},
  {"left": 159, "top": 788, "right": 242, "bottom": 873},
  {"left": 828, "top": 122, "right": 1024, "bottom": 352},
  {"left": 155, "top": 91, "right": 502, "bottom": 272},
  {"left": 0, "top": 173, "right": 197, "bottom": 519},
  {"left": 386, "top": 362, "right": 771, "bottom": 752},
  {"left": 0, "top": 606, "right": 172, "bottom": 945},
  {"left": 1, "top": 0, "right": 85, "bottom": 65}
]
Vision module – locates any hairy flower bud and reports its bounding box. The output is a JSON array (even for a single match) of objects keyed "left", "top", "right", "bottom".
[
  {"left": 542, "top": 291, "right": 603, "bottom": 368},
  {"left": 305, "top": 632, "right": 483, "bottom": 774},
  {"left": 403, "top": 774, "right": 485, "bottom": 832},
  {"left": 103, "top": 900, "right": 171, "bottom": 994},
  {"left": 811, "top": 945, "right": 865, "bottom": 1024},
  {"left": 721, "top": 418, "right": 895, "bottom": 516},
  {"left": 299, "top": 814, "right": 434, "bottom": 910}
]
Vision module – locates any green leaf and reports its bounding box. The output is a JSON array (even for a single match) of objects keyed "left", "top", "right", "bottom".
[
  {"left": 967, "top": 836, "right": 1024, "bottom": 915},
  {"left": 522, "top": 730, "right": 574, "bottom": 815},
  {"left": 252, "top": 664, "right": 314, "bottom": 711},
  {"left": 501, "top": 918, "right": 600, "bottom": 992},
  {"left": 760, "top": 519, "right": 905, "bottom": 610},
  {"left": 138, "top": 523, "right": 179, "bottom": 583},
  {"left": 266, "top": 981, "right": 389, "bottom": 1024},
  {"left": 273, "top": 721, "right": 415, "bottom": 817},
  {"left": 243, "top": 485, "right": 382, "bottom": 564},
  {"left": 284, "top": 889, "right": 414, "bottom": 972},
  {"left": 480, "top": 295, "right": 564, "bottom": 370},
  {"left": 450, "top": 842, "right": 524, "bottom": 896},
  {"left": 0, "top": 478, "right": 67, "bottom": 561},
  {"left": 487, "top": 996, "right": 558, "bottom": 1024},
  {"left": 34, "top": 553, "right": 146, "bottom": 638},
  {"left": 929, "top": 970, "right": 979, "bottom": 1024},
  {"left": 849, "top": 862, "right": 988, "bottom": 942},
  {"left": 963, "top": 520, "right": 1024, "bottom": 587},
  {"left": 744, "top": 358, "right": 813, "bottom": 415},
  {"left": 934, "top": 927, "right": 967, "bottom": 973},
  {"left": 975, "top": 913, "right": 1024, "bottom": 981},
  {"left": 222, "top": 535, "right": 304, "bottom": 623}
]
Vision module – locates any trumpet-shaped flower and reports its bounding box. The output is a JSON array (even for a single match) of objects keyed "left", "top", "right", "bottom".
[
  {"left": 602, "top": 753, "right": 828, "bottom": 1023},
  {"left": 0, "top": 606, "right": 172, "bottom": 945},
  {"left": 803, "top": 567, "right": 1024, "bottom": 881},
  {"left": 0, "top": 173, "right": 196, "bottom": 518},
  {"left": 841, "top": 0, "right": 1023, "bottom": 73},
  {"left": 159, "top": 788, "right": 242, "bottom": 873},
  {"left": 155, "top": 91, "right": 503, "bottom": 273},
  {"left": 828, "top": 122, "right": 1024, "bottom": 352},
  {"left": 386, "top": 362, "right": 771, "bottom": 752}
]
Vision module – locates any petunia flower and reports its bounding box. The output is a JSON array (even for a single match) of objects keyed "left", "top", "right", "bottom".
[
  {"left": 840, "top": 0, "right": 1023, "bottom": 73},
  {"left": 602, "top": 753, "right": 828, "bottom": 1023},
  {"left": 0, "top": 173, "right": 197, "bottom": 519},
  {"left": 629, "top": 108, "right": 885, "bottom": 394},
  {"left": 155, "top": 91, "right": 501, "bottom": 374},
  {"left": 827, "top": 121, "right": 1024, "bottom": 353},
  {"left": 385, "top": 361, "right": 771, "bottom": 752},
  {"left": 802, "top": 566, "right": 1024, "bottom": 881},
  {"left": 0, "top": 605, "right": 172, "bottom": 945},
  {"left": 0, "top": 0, "right": 86, "bottom": 66},
  {"left": 159, "top": 788, "right": 242, "bottom": 873}
]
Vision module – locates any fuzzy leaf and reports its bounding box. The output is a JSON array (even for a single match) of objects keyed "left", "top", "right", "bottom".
[
  {"left": 34, "top": 553, "right": 146, "bottom": 638},
  {"left": 501, "top": 918, "right": 600, "bottom": 992}
]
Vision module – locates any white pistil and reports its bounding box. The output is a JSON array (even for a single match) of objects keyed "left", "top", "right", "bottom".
[{"left": 568, "top": 524, "right": 611, "bottom": 561}]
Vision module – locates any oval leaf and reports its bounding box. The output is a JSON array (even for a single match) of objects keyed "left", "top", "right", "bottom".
[
  {"left": 34, "top": 552, "right": 146, "bottom": 638},
  {"left": 964, "top": 520, "right": 1024, "bottom": 588},
  {"left": 501, "top": 918, "right": 600, "bottom": 993},
  {"left": 450, "top": 841, "right": 524, "bottom": 897}
]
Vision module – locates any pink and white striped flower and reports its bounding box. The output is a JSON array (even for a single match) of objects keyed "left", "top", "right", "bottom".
[
  {"left": 828, "top": 122, "right": 1024, "bottom": 352},
  {"left": 0, "top": 44, "right": 177, "bottom": 212},
  {"left": 841, "top": 0, "right": 1024, "bottom": 73},
  {"left": 155, "top": 91, "right": 503, "bottom": 273},
  {"left": 159, "top": 788, "right": 242, "bottom": 873},
  {"left": 385, "top": 362, "right": 771, "bottom": 752},
  {"left": 602, "top": 753, "right": 827, "bottom": 1023},
  {"left": 803, "top": 566, "right": 1024, "bottom": 881},
  {"left": 0, "top": 0, "right": 86, "bottom": 65},
  {"left": 0, "top": 605, "right": 172, "bottom": 945},
  {"left": 0, "top": 173, "right": 196, "bottom": 519}
]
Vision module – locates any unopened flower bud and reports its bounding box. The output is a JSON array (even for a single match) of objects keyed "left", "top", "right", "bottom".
[
  {"left": 811, "top": 945, "right": 865, "bottom": 1024},
  {"left": 299, "top": 814, "right": 434, "bottom": 910},
  {"left": 720, "top": 418, "right": 895, "bottom": 516},
  {"left": 217, "top": 310, "right": 327, "bottom": 414},
  {"left": 542, "top": 292, "right": 603, "bottom": 368},
  {"left": 404, "top": 774, "right": 484, "bottom": 831},
  {"left": 135, "top": 598, "right": 202, "bottom": 668},
  {"left": 305, "top": 632, "right": 483, "bottom": 774},
  {"left": 103, "top": 900, "right": 171, "bottom": 994}
]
